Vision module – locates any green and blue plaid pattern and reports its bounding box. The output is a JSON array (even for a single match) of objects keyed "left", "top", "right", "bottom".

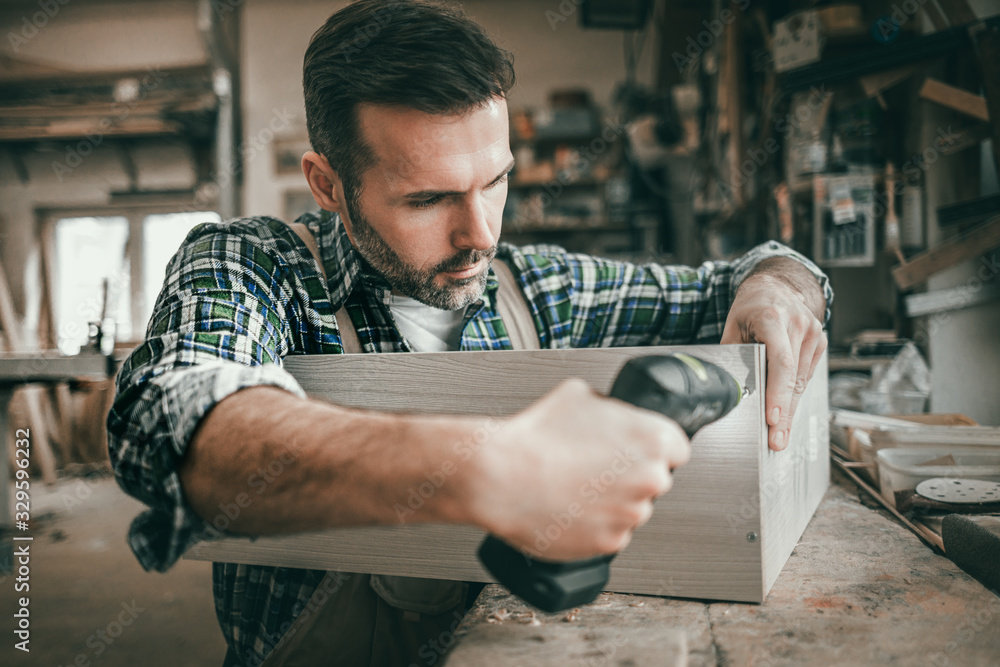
[{"left": 108, "top": 208, "right": 832, "bottom": 664}]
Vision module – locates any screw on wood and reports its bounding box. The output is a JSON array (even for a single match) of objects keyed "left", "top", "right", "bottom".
[{"left": 746, "top": 532, "right": 758, "bottom": 543}]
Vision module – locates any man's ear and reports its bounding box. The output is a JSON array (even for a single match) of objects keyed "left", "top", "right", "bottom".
[{"left": 302, "top": 151, "right": 346, "bottom": 214}]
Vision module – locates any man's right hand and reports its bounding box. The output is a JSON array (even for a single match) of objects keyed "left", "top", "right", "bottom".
[{"left": 472, "top": 379, "right": 691, "bottom": 561}]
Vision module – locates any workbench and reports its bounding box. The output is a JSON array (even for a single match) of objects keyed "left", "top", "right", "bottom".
[
  {"left": 445, "top": 468, "right": 1000, "bottom": 666},
  {"left": 0, "top": 353, "right": 109, "bottom": 573}
]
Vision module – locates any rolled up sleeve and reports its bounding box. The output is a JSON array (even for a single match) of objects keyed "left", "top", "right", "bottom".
[
  {"left": 107, "top": 225, "right": 307, "bottom": 572},
  {"left": 729, "top": 240, "right": 834, "bottom": 326},
  {"left": 530, "top": 240, "right": 832, "bottom": 348}
]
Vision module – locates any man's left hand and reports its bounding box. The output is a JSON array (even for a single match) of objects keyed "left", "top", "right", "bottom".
[{"left": 720, "top": 258, "right": 827, "bottom": 451}]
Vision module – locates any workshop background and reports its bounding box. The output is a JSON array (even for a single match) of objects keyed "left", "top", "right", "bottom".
[{"left": 1, "top": 1, "right": 999, "bottom": 666}]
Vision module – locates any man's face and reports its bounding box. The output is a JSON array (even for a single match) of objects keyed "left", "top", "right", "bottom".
[{"left": 341, "top": 97, "right": 513, "bottom": 311}]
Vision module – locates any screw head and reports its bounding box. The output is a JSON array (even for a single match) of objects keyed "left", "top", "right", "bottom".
[{"left": 746, "top": 531, "right": 758, "bottom": 543}]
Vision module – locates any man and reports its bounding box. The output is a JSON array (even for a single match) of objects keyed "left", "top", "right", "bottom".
[{"left": 108, "top": 1, "right": 832, "bottom": 665}]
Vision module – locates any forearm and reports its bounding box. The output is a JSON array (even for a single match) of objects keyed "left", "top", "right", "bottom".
[
  {"left": 741, "top": 256, "right": 827, "bottom": 323},
  {"left": 179, "top": 386, "right": 492, "bottom": 535}
]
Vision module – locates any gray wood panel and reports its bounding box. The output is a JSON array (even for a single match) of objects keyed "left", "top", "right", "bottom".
[
  {"left": 760, "top": 353, "right": 830, "bottom": 596},
  {"left": 187, "top": 345, "right": 826, "bottom": 603}
]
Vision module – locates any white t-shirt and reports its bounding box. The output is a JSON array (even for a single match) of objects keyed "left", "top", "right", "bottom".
[{"left": 389, "top": 293, "right": 467, "bottom": 352}]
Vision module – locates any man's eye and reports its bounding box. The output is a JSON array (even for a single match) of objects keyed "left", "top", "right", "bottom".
[
  {"left": 411, "top": 195, "right": 444, "bottom": 209},
  {"left": 488, "top": 172, "right": 511, "bottom": 189}
]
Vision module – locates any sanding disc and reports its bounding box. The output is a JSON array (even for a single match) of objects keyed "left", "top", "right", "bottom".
[{"left": 916, "top": 478, "right": 1000, "bottom": 504}]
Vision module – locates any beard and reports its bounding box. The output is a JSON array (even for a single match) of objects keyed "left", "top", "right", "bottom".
[{"left": 345, "top": 194, "right": 497, "bottom": 311}]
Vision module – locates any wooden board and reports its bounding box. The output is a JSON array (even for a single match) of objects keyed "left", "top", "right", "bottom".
[
  {"left": 444, "top": 624, "right": 687, "bottom": 667},
  {"left": 0, "top": 353, "right": 109, "bottom": 384},
  {"left": 762, "top": 353, "right": 829, "bottom": 592},
  {"left": 892, "top": 213, "right": 1000, "bottom": 289},
  {"left": 186, "top": 345, "right": 829, "bottom": 604},
  {"left": 919, "top": 78, "right": 990, "bottom": 121},
  {"left": 869, "top": 424, "right": 1000, "bottom": 448}
]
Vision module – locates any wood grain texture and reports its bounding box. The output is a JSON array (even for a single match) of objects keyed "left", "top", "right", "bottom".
[
  {"left": 187, "top": 345, "right": 829, "bottom": 603},
  {"left": 444, "top": 624, "right": 687, "bottom": 667},
  {"left": 0, "top": 353, "right": 108, "bottom": 384},
  {"left": 761, "top": 353, "right": 829, "bottom": 595},
  {"left": 892, "top": 213, "right": 1000, "bottom": 289}
]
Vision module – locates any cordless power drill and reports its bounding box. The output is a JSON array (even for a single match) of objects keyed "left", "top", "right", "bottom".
[{"left": 477, "top": 353, "right": 744, "bottom": 613}]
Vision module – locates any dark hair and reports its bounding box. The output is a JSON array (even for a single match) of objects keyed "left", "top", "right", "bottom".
[{"left": 303, "top": 0, "right": 515, "bottom": 199}]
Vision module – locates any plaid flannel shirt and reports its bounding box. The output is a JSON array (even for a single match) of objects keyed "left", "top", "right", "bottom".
[{"left": 107, "top": 208, "right": 833, "bottom": 663}]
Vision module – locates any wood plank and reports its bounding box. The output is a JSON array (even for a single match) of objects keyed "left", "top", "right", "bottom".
[
  {"left": 939, "top": 123, "right": 993, "bottom": 155},
  {"left": 36, "top": 227, "right": 74, "bottom": 460},
  {"left": 831, "top": 408, "right": 926, "bottom": 431},
  {"left": 282, "top": 346, "right": 759, "bottom": 416},
  {"left": 0, "top": 354, "right": 108, "bottom": 383},
  {"left": 919, "top": 78, "right": 990, "bottom": 121},
  {"left": 905, "top": 281, "right": 1000, "bottom": 316},
  {"left": 0, "top": 259, "right": 22, "bottom": 350},
  {"left": 892, "top": 213, "right": 1000, "bottom": 289},
  {"left": 869, "top": 424, "right": 1000, "bottom": 447},
  {"left": 761, "top": 354, "right": 829, "bottom": 593},
  {"left": 444, "top": 624, "right": 687, "bottom": 667},
  {"left": 0, "top": 261, "right": 58, "bottom": 482},
  {"left": 188, "top": 346, "right": 829, "bottom": 604},
  {"left": 859, "top": 65, "right": 919, "bottom": 99},
  {"left": 725, "top": 5, "right": 745, "bottom": 209}
]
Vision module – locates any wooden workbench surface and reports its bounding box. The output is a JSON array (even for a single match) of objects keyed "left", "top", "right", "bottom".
[{"left": 446, "top": 469, "right": 1000, "bottom": 666}]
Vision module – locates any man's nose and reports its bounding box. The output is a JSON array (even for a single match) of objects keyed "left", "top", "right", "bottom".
[{"left": 451, "top": 196, "right": 496, "bottom": 251}]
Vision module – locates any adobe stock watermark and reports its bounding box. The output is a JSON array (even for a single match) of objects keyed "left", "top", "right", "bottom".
[
  {"left": 195, "top": 106, "right": 295, "bottom": 208},
  {"left": 208, "top": 0, "right": 244, "bottom": 18},
  {"left": 714, "top": 85, "right": 829, "bottom": 201},
  {"left": 193, "top": 442, "right": 303, "bottom": 541},
  {"left": 725, "top": 436, "right": 820, "bottom": 534},
  {"left": 545, "top": 0, "right": 583, "bottom": 31},
  {"left": 928, "top": 596, "right": 1000, "bottom": 666},
  {"left": 56, "top": 599, "right": 146, "bottom": 667},
  {"left": 505, "top": 119, "right": 627, "bottom": 232},
  {"left": 50, "top": 67, "right": 170, "bottom": 181},
  {"left": 6, "top": 0, "right": 70, "bottom": 52},
  {"left": 581, "top": 632, "right": 629, "bottom": 667},
  {"left": 873, "top": 0, "right": 930, "bottom": 44},
  {"left": 59, "top": 475, "right": 107, "bottom": 513},
  {"left": 408, "top": 608, "right": 466, "bottom": 667},
  {"left": 822, "top": 124, "right": 962, "bottom": 252},
  {"left": 530, "top": 446, "right": 640, "bottom": 558},
  {"left": 244, "top": 571, "right": 354, "bottom": 667},
  {"left": 671, "top": 0, "right": 751, "bottom": 72},
  {"left": 337, "top": 2, "right": 394, "bottom": 62},
  {"left": 394, "top": 417, "right": 502, "bottom": 523}
]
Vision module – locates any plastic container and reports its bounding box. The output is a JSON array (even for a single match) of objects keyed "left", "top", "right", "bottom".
[
  {"left": 858, "top": 388, "right": 927, "bottom": 415},
  {"left": 876, "top": 448, "right": 1000, "bottom": 507}
]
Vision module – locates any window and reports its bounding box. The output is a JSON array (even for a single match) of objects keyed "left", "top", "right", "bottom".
[
  {"left": 49, "top": 209, "right": 220, "bottom": 354},
  {"left": 53, "top": 216, "right": 131, "bottom": 355}
]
